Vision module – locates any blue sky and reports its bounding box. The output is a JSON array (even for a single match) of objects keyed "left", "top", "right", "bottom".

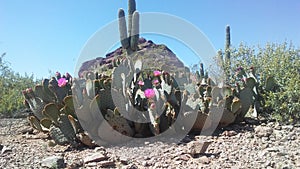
[{"left": 1, "top": 0, "right": 300, "bottom": 79}]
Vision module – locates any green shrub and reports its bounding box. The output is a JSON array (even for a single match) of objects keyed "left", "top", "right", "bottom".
[
  {"left": 0, "top": 54, "right": 37, "bottom": 117},
  {"left": 229, "top": 42, "right": 300, "bottom": 123}
]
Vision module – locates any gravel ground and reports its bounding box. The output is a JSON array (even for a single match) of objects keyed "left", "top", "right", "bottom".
[{"left": 0, "top": 117, "right": 300, "bottom": 169}]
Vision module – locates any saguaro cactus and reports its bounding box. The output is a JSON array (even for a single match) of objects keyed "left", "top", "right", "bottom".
[
  {"left": 224, "top": 25, "right": 231, "bottom": 83},
  {"left": 225, "top": 25, "right": 231, "bottom": 61},
  {"left": 118, "top": 0, "right": 139, "bottom": 54}
]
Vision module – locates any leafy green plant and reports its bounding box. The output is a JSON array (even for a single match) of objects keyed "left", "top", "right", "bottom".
[
  {"left": 0, "top": 53, "right": 37, "bottom": 117},
  {"left": 227, "top": 42, "right": 300, "bottom": 123}
]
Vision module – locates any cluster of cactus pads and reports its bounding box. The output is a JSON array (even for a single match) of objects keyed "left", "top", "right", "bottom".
[
  {"left": 22, "top": 72, "right": 95, "bottom": 146},
  {"left": 22, "top": 0, "right": 279, "bottom": 146}
]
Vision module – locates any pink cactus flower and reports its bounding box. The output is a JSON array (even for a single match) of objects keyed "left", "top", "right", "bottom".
[
  {"left": 138, "top": 80, "right": 144, "bottom": 86},
  {"left": 144, "top": 89, "right": 156, "bottom": 99},
  {"left": 153, "top": 70, "right": 161, "bottom": 77},
  {"left": 153, "top": 79, "right": 159, "bottom": 85},
  {"left": 58, "top": 78, "right": 67, "bottom": 87}
]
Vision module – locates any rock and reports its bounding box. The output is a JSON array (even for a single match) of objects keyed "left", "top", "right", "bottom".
[
  {"left": 125, "top": 164, "right": 139, "bottom": 169},
  {"left": 142, "top": 161, "right": 149, "bottom": 167},
  {"left": 83, "top": 152, "right": 108, "bottom": 164},
  {"left": 1, "top": 145, "right": 12, "bottom": 154},
  {"left": 41, "top": 155, "right": 65, "bottom": 168},
  {"left": 198, "top": 156, "right": 210, "bottom": 164},
  {"left": 274, "top": 123, "right": 282, "bottom": 130},
  {"left": 98, "top": 160, "right": 115, "bottom": 167},
  {"left": 282, "top": 125, "right": 294, "bottom": 131},
  {"left": 222, "top": 130, "right": 238, "bottom": 137},
  {"left": 18, "top": 126, "right": 34, "bottom": 134},
  {"left": 94, "top": 146, "right": 106, "bottom": 153},
  {"left": 174, "top": 154, "right": 192, "bottom": 161},
  {"left": 276, "top": 152, "right": 288, "bottom": 156},
  {"left": 265, "top": 148, "right": 279, "bottom": 152},
  {"left": 255, "top": 126, "right": 273, "bottom": 138},
  {"left": 186, "top": 141, "right": 212, "bottom": 156},
  {"left": 120, "top": 156, "right": 129, "bottom": 165},
  {"left": 85, "top": 162, "right": 97, "bottom": 167}
]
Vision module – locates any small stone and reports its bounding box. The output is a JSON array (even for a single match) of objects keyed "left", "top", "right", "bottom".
[
  {"left": 266, "top": 122, "right": 275, "bottom": 127},
  {"left": 282, "top": 125, "right": 294, "bottom": 131},
  {"left": 274, "top": 123, "right": 282, "bottom": 130},
  {"left": 265, "top": 148, "right": 279, "bottom": 152},
  {"left": 142, "top": 161, "right": 149, "bottom": 167},
  {"left": 255, "top": 126, "right": 273, "bottom": 138},
  {"left": 83, "top": 152, "right": 108, "bottom": 164},
  {"left": 1, "top": 146, "right": 12, "bottom": 154},
  {"left": 120, "top": 157, "right": 129, "bottom": 165},
  {"left": 174, "top": 160, "right": 182, "bottom": 165},
  {"left": 198, "top": 156, "right": 210, "bottom": 164},
  {"left": 294, "top": 123, "right": 300, "bottom": 127},
  {"left": 94, "top": 146, "right": 106, "bottom": 152},
  {"left": 98, "top": 160, "right": 115, "bottom": 167},
  {"left": 85, "top": 162, "right": 97, "bottom": 167},
  {"left": 177, "top": 154, "right": 192, "bottom": 161},
  {"left": 18, "top": 126, "right": 34, "bottom": 134},
  {"left": 276, "top": 152, "right": 288, "bottom": 156},
  {"left": 222, "top": 130, "right": 238, "bottom": 137},
  {"left": 41, "top": 155, "right": 65, "bottom": 168},
  {"left": 187, "top": 141, "right": 212, "bottom": 156}
]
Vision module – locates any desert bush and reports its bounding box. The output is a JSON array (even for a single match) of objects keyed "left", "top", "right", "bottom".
[
  {"left": 0, "top": 54, "right": 37, "bottom": 117},
  {"left": 229, "top": 42, "right": 300, "bottom": 123}
]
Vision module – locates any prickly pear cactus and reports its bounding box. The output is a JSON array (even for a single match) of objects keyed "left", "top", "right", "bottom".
[{"left": 23, "top": 72, "right": 95, "bottom": 147}]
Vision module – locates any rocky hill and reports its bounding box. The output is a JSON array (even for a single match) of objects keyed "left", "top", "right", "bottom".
[{"left": 78, "top": 38, "right": 188, "bottom": 77}]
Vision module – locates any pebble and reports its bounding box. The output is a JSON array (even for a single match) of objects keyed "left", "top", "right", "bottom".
[
  {"left": 83, "top": 152, "right": 108, "bottom": 164},
  {"left": 1, "top": 145, "right": 12, "bottom": 154},
  {"left": 41, "top": 155, "right": 65, "bottom": 168},
  {"left": 255, "top": 126, "right": 273, "bottom": 137},
  {"left": 186, "top": 141, "right": 212, "bottom": 156},
  {"left": 97, "top": 160, "right": 115, "bottom": 167},
  {"left": 198, "top": 156, "right": 210, "bottom": 164},
  {"left": 282, "top": 125, "right": 294, "bottom": 131}
]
